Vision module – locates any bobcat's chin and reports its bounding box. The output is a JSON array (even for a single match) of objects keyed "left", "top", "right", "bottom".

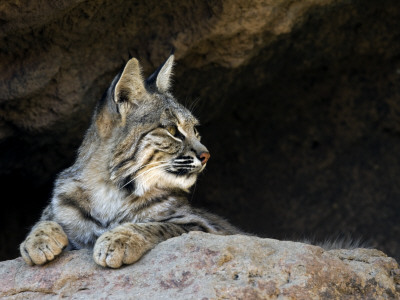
[{"left": 133, "top": 165, "right": 200, "bottom": 195}]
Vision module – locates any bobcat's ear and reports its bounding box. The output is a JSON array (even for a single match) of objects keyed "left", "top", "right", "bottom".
[
  {"left": 146, "top": 54, "right": 174, "bottom": 93},
  {"left": 114, "top": 58, "right": 146, "bottom": 105}
]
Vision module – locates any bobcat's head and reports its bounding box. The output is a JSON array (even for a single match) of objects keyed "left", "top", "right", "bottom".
[{"left": 93, "top": 55, "right": 210, "bottom": 196}]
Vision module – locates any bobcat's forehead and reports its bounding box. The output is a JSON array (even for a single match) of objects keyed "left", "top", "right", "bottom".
[
  {"left": 159, "top": 98, "right": 199, "bottom": 128},
  {"left": 123, "top": 95, "right": 198, "bottom": 130}
]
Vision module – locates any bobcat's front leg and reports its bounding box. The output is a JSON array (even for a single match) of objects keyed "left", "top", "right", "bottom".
[
  {"left": 93, "top": 222, "right": 186, "bottom": 268},
  {"left": 20, "top": 221, "right": 68, "bottom": 265}
]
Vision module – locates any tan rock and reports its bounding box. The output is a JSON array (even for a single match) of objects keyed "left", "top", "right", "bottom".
[{"left": 0, "top": 232, "right": 399, "bottom": 299}]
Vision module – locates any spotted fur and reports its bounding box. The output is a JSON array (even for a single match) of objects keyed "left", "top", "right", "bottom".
[{"left": 20, "top": 55, "right": 241, "bottom": 268}]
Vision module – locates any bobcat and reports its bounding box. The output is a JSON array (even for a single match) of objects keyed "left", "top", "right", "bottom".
[{"left": 20, "top": 54, "right": 241, "bottom": 268}]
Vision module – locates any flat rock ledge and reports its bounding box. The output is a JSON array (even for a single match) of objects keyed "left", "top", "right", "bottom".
[{"left": 0, "top": 232, "right": 399, "bottom": 299}]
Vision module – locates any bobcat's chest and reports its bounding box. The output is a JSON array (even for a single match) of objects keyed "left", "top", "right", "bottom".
[
  {"left": 89, "top": 183, "right": 171, "bottom": 226},
  {"left": 90, "top": 183, "right": 131, "bottom": 226}
]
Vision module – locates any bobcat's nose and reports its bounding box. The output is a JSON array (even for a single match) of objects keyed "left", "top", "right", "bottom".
[{"left": 198, "top": 152, "right": 210, "bottom": 165}]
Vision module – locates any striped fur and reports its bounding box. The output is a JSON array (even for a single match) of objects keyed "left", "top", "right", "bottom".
[{"left": 20, "top": 55, "right": 241, "bottom": 268}]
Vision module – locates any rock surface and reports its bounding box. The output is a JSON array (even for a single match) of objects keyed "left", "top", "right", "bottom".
[{"left": 0, "top": 232, "right": 399, "bottom": 299}]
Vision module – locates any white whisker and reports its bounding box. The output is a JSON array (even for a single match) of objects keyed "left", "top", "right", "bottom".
[
  {"left": 119, "top": 162, "right": 170, "bottom": 190},
  {"left": 118, "top": 160, "right": 169, "bottom": 183},
  {"left": 133, "top": 163, "right": 169, "bottom": 181},
  {"left": 137, "top": 160, "right": 169, "bottom": 170}
]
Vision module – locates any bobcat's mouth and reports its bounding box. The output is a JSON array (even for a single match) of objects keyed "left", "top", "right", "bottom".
[{"left": 166, "top": 155, "right": 202, "bottom": 176}]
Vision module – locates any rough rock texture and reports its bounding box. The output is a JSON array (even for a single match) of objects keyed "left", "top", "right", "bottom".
[
  {"left": 1, "top": 0, "right": 400, "bottom": 266},
  {"left": 1, "top": 232, "right": 399, "bottom": 299}
]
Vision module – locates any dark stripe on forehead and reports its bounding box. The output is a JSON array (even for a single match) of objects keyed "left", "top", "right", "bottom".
[{"left": 170, "top": 110, "right": 180, "bottom": 125}]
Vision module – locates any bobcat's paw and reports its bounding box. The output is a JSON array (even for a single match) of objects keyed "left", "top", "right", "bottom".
[
  {"left": 20, "top": 221, "right": 68, "bottom": 266},
  {"left": 93, "top": 225, "right": 149, "bottom": 268}
]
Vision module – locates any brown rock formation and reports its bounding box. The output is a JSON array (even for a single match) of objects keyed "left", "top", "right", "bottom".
[
  {"left": 1, "top": 233, "right": 399, "bottom": 299},
  {"left": 1, "top": 0, "right": 400, "bottom": 266}
]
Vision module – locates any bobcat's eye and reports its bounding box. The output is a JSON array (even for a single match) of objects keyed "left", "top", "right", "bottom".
[{"left": 166, "top": 125, "right": 177, "bottom": 136}]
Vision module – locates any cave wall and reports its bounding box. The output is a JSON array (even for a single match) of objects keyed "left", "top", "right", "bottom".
[{"left": 1, "top": 0, "right": 400, "bottom": 260}]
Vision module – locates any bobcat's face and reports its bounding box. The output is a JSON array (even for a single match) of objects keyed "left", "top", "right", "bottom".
[
  {"left": 102, "top": 56, "right": 210, "bottom": 195},
  {"left": 123, "top": 101, "right": 209, "bottom": 195}
]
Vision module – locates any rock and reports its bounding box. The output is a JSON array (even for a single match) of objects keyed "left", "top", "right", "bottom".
[
  {"left": 0, "top": 232, "right": 399, "bottom": 299},
  {"left": 0, "top": 0, "right": 338, "bottom": 145}
]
